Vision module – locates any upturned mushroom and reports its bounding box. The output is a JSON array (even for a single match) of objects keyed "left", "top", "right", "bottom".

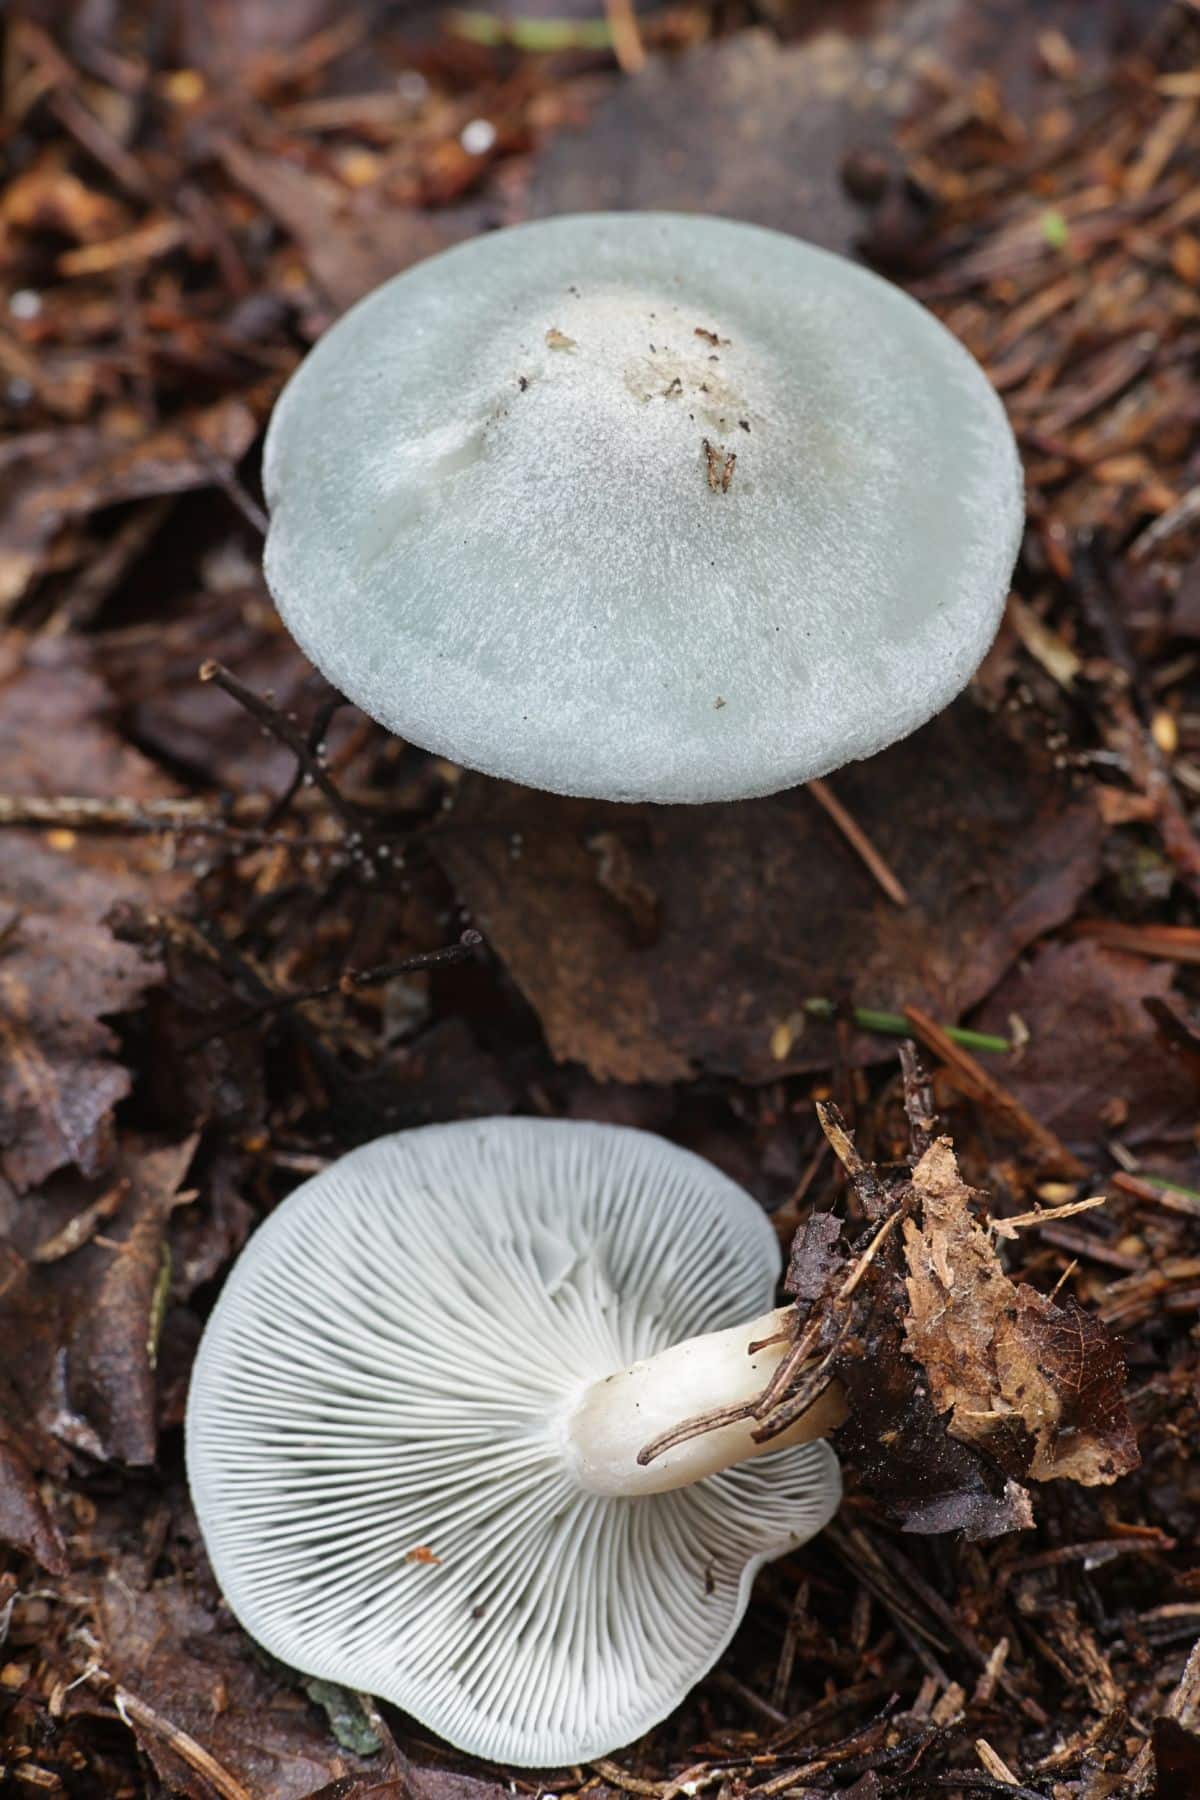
[
  {"left": 263, "top": 211, "right": 1023, "bottom": 804},
  {"left": 186, "top": 1118, "right": 842, "bottom": 1766}
]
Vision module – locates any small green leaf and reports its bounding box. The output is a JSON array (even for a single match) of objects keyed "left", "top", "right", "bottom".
[{"left": 1041, "top": 209, "right": 1069, "bottom": 251}]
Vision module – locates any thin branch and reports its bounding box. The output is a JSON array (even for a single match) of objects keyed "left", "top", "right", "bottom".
[
  {"left": 0, "top": 791, "right": 333, "bottom": 848},
  {"left": 263, "top": 693, "right": 349, "bottom": 830},
  {"left": 103, "top": 1681, "right": 252, "bottom": 1800},
  {"left": 183, "top": 430, "right": 269, "bottom": 535},
  {"left": 188, "top": 930, "right": 484, "bottom": 1046},
  {"left": 903, "top": 1004, "right": 1087, "bottom": 1178},
  {"left": 605, "top": 0, "right": 647, "bottom": 73},
  {"left": 199, "top": 661, "right": 366, "bottom": 838},
  {"left": 807, "top": 777, "right": 910, "bottom": 907}
]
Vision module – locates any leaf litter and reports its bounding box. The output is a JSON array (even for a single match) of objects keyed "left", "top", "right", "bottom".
[{"left": 2, "top": 0, "right": 1200, "bottom": 1796}]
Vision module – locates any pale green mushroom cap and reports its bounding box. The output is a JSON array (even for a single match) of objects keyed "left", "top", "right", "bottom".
[{"left": 263, "top": 212, "right": 1023, "bottom": 803}]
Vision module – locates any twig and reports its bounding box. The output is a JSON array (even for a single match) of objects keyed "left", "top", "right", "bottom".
[
  {"left": 1111, "top": 1170, "right": 1200, "bottom": 1219},
  {"left": 605, "top": 0, "right": 646, "bottom": 72},
  {"left": 806, "top": 777, "right": 910, "bottom": 907},
  {"left": 1070, "top": 919, "right": 1200, "bottom": 963},
  {"left": 199, "top": 661, "right": 366, "bottom": 838},
  {"left": 590, "top": 1760, "right": 668, "bottom": 1795},
  {"left": 989, "top": 1193, "right": 1107, "bottom": 1237},
  {"left": 263, "top": 693, "right": 349, "bottom": 829},
  {"left": 187, "top": 930, "right": 484, "bottom": 1046},
  {"left": 0, "top": 792, "right": 331, "bottom": 847},
  {"left": 815, "top": 1099, "right": 892, "bottom": 1216},
  {"left": 183, "top": 431, "right": 269, "bottom": 536},
  {"left": 903, "top": 1004, "right": 1087, "bottom": 1178},
  {"left": 104, "top": 1681, "right": 252, "bottom": 1800}
]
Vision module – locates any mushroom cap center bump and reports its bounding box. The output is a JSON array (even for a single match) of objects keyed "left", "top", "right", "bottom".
[{"left": 263, "top": 212, "right": 1024, "bottom": 804}]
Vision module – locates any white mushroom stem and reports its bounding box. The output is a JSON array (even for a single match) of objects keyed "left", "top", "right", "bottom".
[{"left": 568, "top": 1306, "right": 846, "bottom": 1497}]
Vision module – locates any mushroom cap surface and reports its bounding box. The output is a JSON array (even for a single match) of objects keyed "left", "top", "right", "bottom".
[
  {"left": 186, "top": 1118, "right": 841, "bottom": 1765},
  {"left": 263, "top": 211, "right": 1023, "bottom": 803}
]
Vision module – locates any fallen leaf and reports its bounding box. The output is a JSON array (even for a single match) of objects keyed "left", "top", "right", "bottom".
[
  {"left": 0, "top": 1428, "right": 67, "bottom": 1574},
  {"left": 0, "top": 642, "right": 181, "bottom": 1188},
  {"left": 0, "top": 1137, "right": 198, "bottom": 1478},
  {"left": 100, "top": 586, "right": 361, "bottom": 794},
  {"left": 218, "top": 138, "right": 485, "bottom": 315},
  {"left": 1153, "top": 1718, "right": 1200, "bottom": 1798},
  {"left": 526, "top": 25, "right": 927, "bottom": 250},
  {"left": 0, "top": 398, "right": 260, "bottom": 613},
  {"left": 436, "top": 698, "right": 1102, "bottom": 1084},
  {"left": 784, "top": 1210, "right": 845, "bottom": 1305},
  {"left": 77, "top": 1498, "right": 383, "bottom": 1800},
  {"left": 62, "top": 1136, "right": 199, "bottom": 1466},
  {"left": 972, "top": 940, "right": 1199, "bottom": 1150},
  {"left": 836, "top": 1301, "right": 1036, "bottom": 1540},
  {"left": 903, "top": 1139, "right": 1139, "bottom": 1486}
]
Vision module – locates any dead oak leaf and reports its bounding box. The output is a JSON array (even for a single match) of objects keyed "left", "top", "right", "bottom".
[
  {"left": 0, "top": 397, "right": 259, "bottom": 613},
  {"left": 902, "top": 1139, "right": 1138, "bottom": 1486},
  {"left": 434, "top": 696, "right": 1101, "bottom": 1085},
  {"left": 0, "top": 642, "right": 184, "bottom": 1189},
  {"left": 0, "top": 1137, "right": 199, "bottom": 1478},
  {"left": 0, "top": 1425, "right": 67, "bottom": 1575}
]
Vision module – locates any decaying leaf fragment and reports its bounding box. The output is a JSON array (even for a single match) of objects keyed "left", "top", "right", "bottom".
[
  {"left": 710, "top": 1052, "right": 1138, "bottom": 1537},
  {"left": 903, "top": 1139, "right": 1139, "bottom": 1486}
]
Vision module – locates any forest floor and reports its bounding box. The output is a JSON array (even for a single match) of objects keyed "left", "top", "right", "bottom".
[{"left": 1, "top": 1, "right": 1199, "bottom": 1796}]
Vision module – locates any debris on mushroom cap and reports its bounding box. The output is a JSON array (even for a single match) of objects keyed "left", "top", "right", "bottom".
[
  {"left": 185, "top": 1118, "right": 841, "bottom": 1766},
  {"left": 262, "top": 212, "right": 1024, "bottom": 805}
]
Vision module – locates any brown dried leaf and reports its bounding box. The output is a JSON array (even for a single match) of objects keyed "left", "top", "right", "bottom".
[
  {"left": 973, "top": 940, "right": 1199, "bottom": 1150},
  {"left": 903, "top": 1140, "right": 1138, "bottom": 1486},
  {"left": 436, "top": 699, "right": 1101, "bottom": 1084},
  {"left": 0, "top": 1427, "right": 67, "bottom": 1574},
  {"left": 80, "top": 1519, "right": 383, "bottom": 1800},
  {"left": 0, "top": 643, "right": 182, "bottom": 1188},
  {"left": 0, "top": 397, "right": 259, "bottom": 612},
  {"left": 0, "top": 1137, "right": 198, "bottom": 1473},
  {"left": 784, "top": 1210, "right": 845, "bottom": 1307},
  {"left": 100, "top": 587, "right": 360, "bottom": 794},
  {"left": 1153, "top": 1719, "right": 1200, "bottom": 1798},
  {"left": 218, "top": 138, "right": 485, "bottom": 315},
  {"left": 62, "top": 1136, "right": 199, "bottom": 1466},
  {"left": 527, "top": 26, "right": 925, "bottom": 251}
]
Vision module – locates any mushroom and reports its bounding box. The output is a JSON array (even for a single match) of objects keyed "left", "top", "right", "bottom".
[
  {"left": 186, "top": 1117, "right": 842, "bottom": 1766},
  {"left": 263, "top": 211, "right": 1023, "bottom": 804}
]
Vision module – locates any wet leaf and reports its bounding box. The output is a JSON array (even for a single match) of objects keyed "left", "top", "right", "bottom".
[
  {"left": 61, "top": 1136, "right": 199, "bottom": 1466},
  {"left": 836, "top": 1299, "right": 1036, "bottom": 1541},
  {"left": 100, "top": 586, "right": 360, "bottom": 794},
  {"left": 784, "top": 1210, "right": 846, "bottom": 1306},
  {"left": 436, "top": 699, "right": 1102, "bottom": 1084}
]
